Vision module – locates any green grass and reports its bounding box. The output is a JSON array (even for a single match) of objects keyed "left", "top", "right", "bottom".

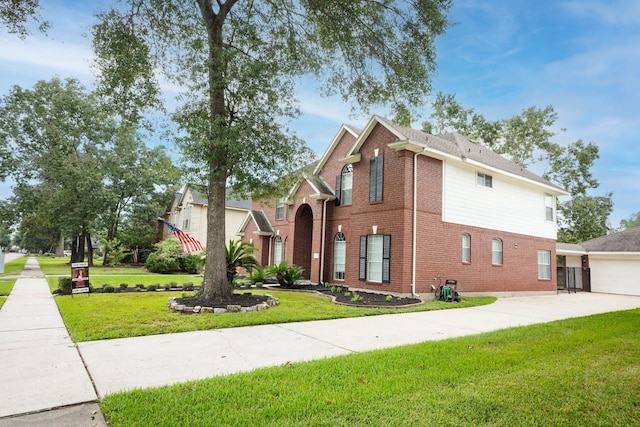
[
  {"left": 0, "top": 255, "right": 27, "bottom": 277},
  {"left": 36, "top": 255, "right": 163, "bottom": 276},
  {"left": 100, "top": 309, "right": 640, "bottom": 426},
  {"left": 55, "top": 290, "right": 495, "bottom": 342},
  {"left": 0, "top": 278, "right": 15, "bottom": 309}
]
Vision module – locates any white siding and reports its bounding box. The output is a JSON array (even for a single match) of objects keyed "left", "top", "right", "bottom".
[
  {"left": 226, "top": 209, "right": 248, "bottom": 246},
  {"left": 442, "top": 161, "right": 557, "bottom": 239},
  {"left": 590, "top": 255, "right": 640, "bottom": 296}
]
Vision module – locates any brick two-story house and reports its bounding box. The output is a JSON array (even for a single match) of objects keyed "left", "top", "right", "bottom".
[{"left": 239, "top": 115, "right": 567, "bottom": 297}]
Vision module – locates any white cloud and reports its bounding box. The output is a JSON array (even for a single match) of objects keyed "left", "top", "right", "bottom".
[{"left": 562, "top": 0, "right": 640, "bottom": 26}]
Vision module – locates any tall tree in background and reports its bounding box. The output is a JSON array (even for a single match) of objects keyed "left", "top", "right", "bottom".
[
  {"left": 0, "top": 77, "right": 178, "bottom": 260},
  {"left": 0, "top": 78, "right": 109, "bottom": 262},
  {"left": 619, "top": 211, "right": 640, "bottom": 231},
  {"left": 423, "top": 92, "right": 612, "bottom": 243},
  {"left": 93, "top": 0, "right": 452, "bottom": 303}
]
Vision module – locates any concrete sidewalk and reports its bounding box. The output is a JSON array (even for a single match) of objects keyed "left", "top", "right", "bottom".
[
  {"left": 0, "top": 257, "right": 106, "bottom": 426},
  {"left": 79, "top": 291, "right": 640, "bottom": 398}
]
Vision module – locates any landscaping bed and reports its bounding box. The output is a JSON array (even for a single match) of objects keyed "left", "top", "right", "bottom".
[{"left": 271, "top": 284, "right": 424, "bottom": 307}]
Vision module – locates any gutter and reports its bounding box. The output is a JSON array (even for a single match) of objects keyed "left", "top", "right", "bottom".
[
  {"left": 412, "top": 152, "right": 418, "bottom": 297},
  {"left": 319, "top": 199, "right": 328, "bottom": 284}
]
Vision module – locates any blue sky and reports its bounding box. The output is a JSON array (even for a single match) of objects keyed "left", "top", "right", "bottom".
[{"left": 1, "top": 0, "right": 638, "bottom": 227}]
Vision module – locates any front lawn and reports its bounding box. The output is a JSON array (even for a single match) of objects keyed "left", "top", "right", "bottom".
[
  {"left": 0, "top": 255, "right": 27, "bottom": 277},
  {"left": 100, "top": 309, "right": 640, "bottom": 426},
  {"left": 55, "top": 290, "right": 495, "bottom": 342},
  {"left": 37, "top": 255, "right": 158, "bottom": 276},
  {"left": 0, "top": 279, "right": 17, "bottom": 310}
]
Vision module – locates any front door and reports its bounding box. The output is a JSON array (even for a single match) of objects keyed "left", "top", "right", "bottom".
[{"left": 293, "top": 204, "right": 313, "bottom": 280}]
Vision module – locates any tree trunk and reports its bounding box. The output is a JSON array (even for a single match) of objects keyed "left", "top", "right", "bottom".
[
  {"left": 56, "top": 232, "right": 64, "bottom": 257},
  {"left": 197, "top": 0, "right": 236, "bottom": 302},
  {"left": 86, "top": 230, "right": 94, "bottom": 266}
]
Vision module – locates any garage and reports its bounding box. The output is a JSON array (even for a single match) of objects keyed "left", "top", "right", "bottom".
[{"left": 557, "top": 227, "right": 640, "bottom": 296}]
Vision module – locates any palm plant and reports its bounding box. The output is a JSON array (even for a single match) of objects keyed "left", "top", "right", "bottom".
[
  {"left": 226, "top": 240, "right": 259, "bottom": 283},
  {"left": 265, "top": 260, "right": 304, "bottom": 287}
]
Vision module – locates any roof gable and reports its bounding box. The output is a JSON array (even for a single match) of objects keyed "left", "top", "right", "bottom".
[{"left": 312, "top": 124, "right": 360, "bottom": 176}]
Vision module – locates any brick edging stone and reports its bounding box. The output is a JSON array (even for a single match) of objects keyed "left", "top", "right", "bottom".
[{"left": 168, "top": 294, "right": 280, "bottom": 314}]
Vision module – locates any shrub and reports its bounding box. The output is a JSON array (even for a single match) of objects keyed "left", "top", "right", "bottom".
[
  {"left": 103, "top": 285, "right": 115, "bottom": 293},
  {"left": 226, "top": 240, "right": 259, "bottom": 283},
  {"left": 135, "top": 283, "right": 145, "bottom": 289},
  {"left": 162, "top": 283, "right": 172, "bottom": 290},
  {"left": 181, "top": 254, "right": 204, "bottom": 274},
  {"left": 145, "top": 239, "right": 182, "bottom": 273},
  {"left": 58, "top": 277, "right": 72, "bottom": 295},
  {"left": 119, "top": 283, "right": 129, "bottom": 289},
  {"left": 246, "top": 267, "right": 267, "bottom": 285},
  {"left": 386, "top": 295, "right": 393, "bottom": 302},
  {"left": 147, "top": 284, "right": 160, "bottom": 292},
  {"left": 265, "top": 261, "right": 304, "bottom": 287},
  {"left": 182, "top": 282, "right": 194, "bottom": 291}
]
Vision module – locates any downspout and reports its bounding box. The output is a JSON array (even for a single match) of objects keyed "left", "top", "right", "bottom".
[
  {"left": 412, "top": 152, "right": 418, "bottom": 296},
  {"left": 268, "top": 236, "right": 273, "bottom": 265},
  {"left": 319, "top": 199, "right": 328, "bottom": 284}
]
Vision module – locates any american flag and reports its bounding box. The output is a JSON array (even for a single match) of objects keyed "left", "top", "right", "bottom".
[{"left": 159, "top": 219, "right": 204, "bottom": 253}]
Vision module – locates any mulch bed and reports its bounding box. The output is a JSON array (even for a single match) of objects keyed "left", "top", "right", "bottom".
[
  {"left": 175, "top": 292, "right": 269, "bottom": 309},
  {"left": 274, "top": 284, "right": 423, "bottom": 307}
]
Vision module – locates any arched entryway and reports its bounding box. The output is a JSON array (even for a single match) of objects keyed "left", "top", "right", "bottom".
[{"left": 293, "top": 204, "right": 313, "bottom": 280}]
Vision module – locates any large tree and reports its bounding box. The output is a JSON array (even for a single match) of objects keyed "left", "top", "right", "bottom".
[
  {"left": 92, "top": 0, "right": 452, "bottom": 302},
  {"left": 0, "top": 77, "right": 177, "bottom": 262},
  {"left": 423, "top": 92, "right": 612, "bottom": 243}
]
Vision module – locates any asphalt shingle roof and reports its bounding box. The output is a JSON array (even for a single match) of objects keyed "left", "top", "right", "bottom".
[{"left": 581, "top": 227, "right": 640, "bottom": 252}]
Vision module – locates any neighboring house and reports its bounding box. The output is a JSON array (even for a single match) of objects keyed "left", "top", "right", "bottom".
[
  {"left": 238, "top": 115, "right": 567, "bottom": 297},
  {"left": 160, "top": 184, "right": 251, "bottom": 248},
  {"left": 557, "top": 227, "right": 640, "bottom": 296}
]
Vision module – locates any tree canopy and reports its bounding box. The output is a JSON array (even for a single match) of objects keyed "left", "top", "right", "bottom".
[
  {"left": 0, "top": 0, "right": 48, "bottom": 38},
  {"left": 92, "top": 0, "right": 452, "bottom": 302},
  {"left": 0, "top": 77, "right": 178, "bottom": 260},
  {"left": 619, "top": 211, "right": 640, "bottom": 231}
]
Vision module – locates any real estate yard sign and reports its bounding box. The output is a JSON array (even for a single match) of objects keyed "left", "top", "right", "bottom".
[{"left": 71, "top": 262, "right": 90, "bottom": 294}]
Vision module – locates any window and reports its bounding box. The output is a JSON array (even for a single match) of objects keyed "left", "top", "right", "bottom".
[
  {"left": 538, "top": 250, "right": 551, "bottom": 279},
  {"left": 545, "top": 194, "right": 554, "bottom": 221},
  {"left": 275, "top": 201, "right": 285, "bottom": 220},
  {"left": 369, "top": 155, "right": 384, "bottom": 202},
  {"left": 273, "top": 236, "right": 282, "bottom": 265},
  {"left": 462, "top": 233, "right": 471, "bottom": 263},
  {"left": 183, "top": 204, "right": 192, "bottom": 229},
  {"left": 333, "top": 233, "right": 346, "bottom": 280},
  {"left": 477, "top": 172, "right": 493, "bottom": 188},
  {"left": 492, "top": 238, "right": 503, "bottom": 265},
  {"left": 335, "top": 165, "right": 353, "bottom": 206},
  {"left": 359, "top": 234, "right": 391, "bottom": 283}
]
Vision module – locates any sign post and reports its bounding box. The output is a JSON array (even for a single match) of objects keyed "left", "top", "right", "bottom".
[{"left": 71, "top": 262, "right": 90, "bottom": 295}]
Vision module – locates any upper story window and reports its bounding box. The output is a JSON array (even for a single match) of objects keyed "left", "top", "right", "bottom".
[
  {"left": 462, "top": 233, "right": 471, "bottom": 263},
  {"left": 335, "top": 165, "right": 353, "bottom": 206},
  {"left": 275, "top": 201, "right": 285, "bottom": 220},
  {"left": 369, "top": 155, "right": 384, "bottom": 202},
  {"left": 477, "top": 172, "right": 493, "bottom": 188},
  {"left": 492, "top": 238, "right": 503, "bottom": 265},
  {"left": 545, "top": 194, "right": 554, "bottom": 221},
  {"left": 183, "top": 203, "right": 192, "bottom": 229}
]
